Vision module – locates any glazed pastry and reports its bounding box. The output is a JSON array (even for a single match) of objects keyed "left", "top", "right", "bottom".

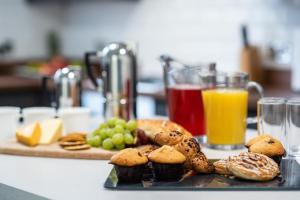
[
  {"left": 246, "top": 135, "right": 285, "bottom": 164},
  {"left": 137, "top": 119, "right": 213, "bottom": 173},
  {"left": 213, "top": 159, "right": 232, "bottom": 175},
  {"left": 148, "top": 145, "right": 186, "bottom": 181},
  {"left": 227, "top": 152, "right": 279, "bottom": 181},
  {"left": 110, "top": 148, "right": 148, "bottom": 182}
]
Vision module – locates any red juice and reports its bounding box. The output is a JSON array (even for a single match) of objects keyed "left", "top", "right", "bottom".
[{"left": 167, "top": 85, "right": 205, "bottom": 136}]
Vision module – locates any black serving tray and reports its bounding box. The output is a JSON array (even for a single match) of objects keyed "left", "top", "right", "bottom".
[
  {"left": 0, "top": 183, "right": 49, "bottom": 200},
  {"left": 104, "top": 159, "right": 300, "bottom": 191}
]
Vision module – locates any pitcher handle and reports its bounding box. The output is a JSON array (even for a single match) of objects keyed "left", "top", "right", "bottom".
[
  {"left": 246, "top": 81, "right": 264, "bottom": 124},
  {"left": 85, "top": 51, "right": 99, "bottom": 88}
]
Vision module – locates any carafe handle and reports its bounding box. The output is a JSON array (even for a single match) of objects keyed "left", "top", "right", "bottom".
[
  {"left": 41, "top": 76, "right": 57, "bottom": 108},
  {"left": 246, "top": 81, "right": 264, "bottom": 124},
  {"left": 84, "top": 51, "right": 99, "bottom": 88}
]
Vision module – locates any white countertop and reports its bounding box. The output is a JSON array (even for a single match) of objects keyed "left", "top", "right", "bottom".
[{"left": 0, "top": 129, "right": 300, "bottom": 200}]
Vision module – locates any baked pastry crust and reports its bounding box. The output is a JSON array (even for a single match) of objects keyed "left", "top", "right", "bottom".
[
  {"left": 227, "top": 152, "right": 279, "bottom": 181},
  {"left": 213, "top": 159, "right": 232, "bottom": 175},
  {"left": 137, "top": 119, "right": 213, "bottom": 173},
  {"left": 136, "top": 145, "right": 159, "bottom": 157},
  {"left": 245, "top": 134, "right": 272, "bottom": 148},
  {"left": 137, "top": 119, "right": 192, "bottom": 140},
  {"left": 148, "top": 145, "right": 186, "bottom": 164},
  {"left": 110, "top": 148, "right": 148, "bottom": 167},
  {"left": 248, "top": 136, "right": 285, "bottom": 157}
]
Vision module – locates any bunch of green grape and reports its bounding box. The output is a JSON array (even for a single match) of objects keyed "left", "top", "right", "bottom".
[{"left": 87, "top": 118, "right": 137, "bottom": 150}]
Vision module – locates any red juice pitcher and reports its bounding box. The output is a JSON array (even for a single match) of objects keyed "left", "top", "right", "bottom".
[{"left": 159, "top": 55, "right": 216, "bottom": 142}]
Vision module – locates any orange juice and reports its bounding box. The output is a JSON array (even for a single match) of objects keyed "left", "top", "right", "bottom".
[{"left": 203, "top": 89, "right": 248, "bottom": 145}]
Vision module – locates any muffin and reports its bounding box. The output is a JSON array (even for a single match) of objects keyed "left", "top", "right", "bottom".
[
  {"left": 136, "top": 144, "right": 159, "bottom": 157},
  {"left": 246, "top": 135, "right": 285, "bottom": 165},
  {"left": 148, "top": 145, "right": 186, "bottom": 181},
  {"left": 245, "top": 134, "right": 273, "bottom": 148},
  {"left": 110, "top": 148, "right": 148, "bottom": 182}
]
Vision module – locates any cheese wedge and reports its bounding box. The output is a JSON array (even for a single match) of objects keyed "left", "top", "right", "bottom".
[
  {"left": 39, "top": 119, "right": 63, "bottom": 144},
  {"left": 16, "top": 122, "right": 41, "bottom": 146}
]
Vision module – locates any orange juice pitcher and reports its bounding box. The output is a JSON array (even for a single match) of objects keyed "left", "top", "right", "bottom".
[{"left": 202, "top": 72, "right": 263, "bottom": 150}]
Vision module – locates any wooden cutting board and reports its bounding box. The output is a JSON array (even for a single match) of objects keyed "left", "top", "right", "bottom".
[{"left": 0, "top": 139, "right": 116, "bottom": 160}]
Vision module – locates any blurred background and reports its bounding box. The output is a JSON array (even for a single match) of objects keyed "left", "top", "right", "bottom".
[{"left": 0, "top": 0, "right": 300, "bottom": 118}]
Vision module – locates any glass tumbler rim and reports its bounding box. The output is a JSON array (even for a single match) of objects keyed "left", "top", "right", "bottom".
[
  {"left": 258, "top": 97, "right": 286, "bottom": 105},
  {"left": 286, "top": 98, "right": 300, "bottom": 105}
]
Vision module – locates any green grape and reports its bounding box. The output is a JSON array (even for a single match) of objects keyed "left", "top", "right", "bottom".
[
  {"left": 87, "top": 135, "right": 102, "bottom": 147},
  {"left": 114, "top": 125, "right": 124, "bottom": 134},
  {"left": 126, "top": 120, "right": 137, "bottom": 131},
  {"left": 116, "top": 119, "right": 126, "bottom": 128},
  {"left": 124, "top": 133, "right": 134, "bottom": 144},
  {"left": 102, "top": 138, "right": 114, "bottom": 150},
  {"left": 124, "top": 129, "right": 131, "bottom": 135},
  {"left": 98, "top": 123, "right": 108, "bottom": 130},
  {"left": 115, "top": 143, "right": 125, "bottom": 150},
  {"left": 107, "top": 117, "right": 118, "bottom": 128},
  {"left": 106, "top": 128, "right": 115, "bottom": 138},
  {"left": 99, "top": 129, "right": 108, "bottom": 140},
  {"left": 92, "top": 129, "right": 101, "bottom": 136},
  {"left": 112, "top": 133, "right": 124, "bottom": 145}
]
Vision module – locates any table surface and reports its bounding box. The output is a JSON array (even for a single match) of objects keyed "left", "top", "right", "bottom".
[{"left": 1, "top": 129, "right": 300, "bottom": 200}]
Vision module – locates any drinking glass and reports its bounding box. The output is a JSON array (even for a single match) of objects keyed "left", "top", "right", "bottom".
[
  {"left": 202, "top": 71, "right": 263, "bottom": 150},
  {"left": 257, "top": 97, "right": 286, "bottom": 146},
  {"left": 286, "top": 99, "right": 300, "bottom": 157}
]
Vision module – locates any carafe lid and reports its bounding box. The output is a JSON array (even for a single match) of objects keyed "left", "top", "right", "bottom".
[{"left": 54, "top": 66, "right": 82, "bottom": 83}]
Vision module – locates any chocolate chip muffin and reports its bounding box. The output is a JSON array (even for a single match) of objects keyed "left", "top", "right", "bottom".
[
  {"left": 110, "top": 148, "right": 148, "bottom": 182},
  {"left": 246, "top": 135, "right": 285, "bottom": 165},
  {"left": 148, "top": 145, "right": 186, "bottom": 181}
]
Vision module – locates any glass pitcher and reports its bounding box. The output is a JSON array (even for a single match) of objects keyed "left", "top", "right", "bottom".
[
  {"left": 201, "top": 71, "right": 263, "bottom": 150},
  {"left": 159, "top": 55, "right": 216, "bottom": 141}
]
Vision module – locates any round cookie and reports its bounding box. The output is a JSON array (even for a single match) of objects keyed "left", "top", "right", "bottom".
[{"left": 227, "top": 152, "right": 279, "bottom": 181}]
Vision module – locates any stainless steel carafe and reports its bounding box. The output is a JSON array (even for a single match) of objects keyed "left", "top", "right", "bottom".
[
  {"left": 85, "top": 42, "right": 137, "bottom": 120},
  {"left": 54, "top": 67, "right": 82, "bottom": 108},
  {"left": 43, "top": 66, "right": 82, "bottom": 108}
]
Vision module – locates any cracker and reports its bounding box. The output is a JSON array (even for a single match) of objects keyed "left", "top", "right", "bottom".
[
  {"left": 60, "top": 133, "right": 86, "bottom": 143},
  {"left": 63, "top": 144, "right": 91, "bottom": 151},
  {"left": 60, "top": 141, "right": 86, "bottom": 147}
]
